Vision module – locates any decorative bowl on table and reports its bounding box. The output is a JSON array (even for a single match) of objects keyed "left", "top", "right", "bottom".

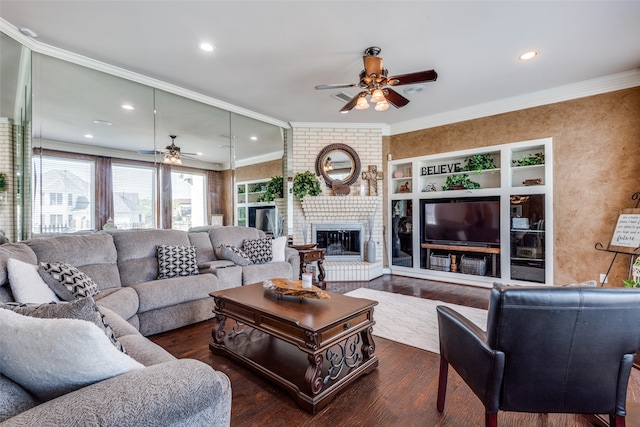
[
  {"left": 289, "top": 243, "right": 317, "bottom": 250},
  {"left": 263, "top": 278, "right": 330, "bottom": 300}
]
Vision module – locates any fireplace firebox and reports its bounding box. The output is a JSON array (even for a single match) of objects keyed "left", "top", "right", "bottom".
[{"left": 312, "top": 223, "right": 364, "bottom": 261}]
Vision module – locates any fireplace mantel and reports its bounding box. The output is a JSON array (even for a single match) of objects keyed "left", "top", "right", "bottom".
[{"left": 300, "top": 195, "right": 382, "bottom": 223}]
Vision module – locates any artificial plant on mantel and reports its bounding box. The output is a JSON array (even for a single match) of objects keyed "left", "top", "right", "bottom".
[{"left": 292, "top": 171, "right": 322, "bottom": 200}]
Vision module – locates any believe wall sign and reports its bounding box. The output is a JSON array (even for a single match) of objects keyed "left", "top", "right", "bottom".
[{"left": 421, "top": 162, "right": 462, "bottom": 176}]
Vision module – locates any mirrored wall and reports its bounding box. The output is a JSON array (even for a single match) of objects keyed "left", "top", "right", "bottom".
[{"left": 1, "top": 29, "right": 286, "bottom": 241}]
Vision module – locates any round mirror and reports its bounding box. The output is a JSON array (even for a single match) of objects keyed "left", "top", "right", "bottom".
[{"left": 315, "top": 143, "right": 361, "bottom": 187}]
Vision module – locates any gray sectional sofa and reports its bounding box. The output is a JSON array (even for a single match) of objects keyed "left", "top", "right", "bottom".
[{"left": 0, "top": 226, "right": 300, "bottom": 426}]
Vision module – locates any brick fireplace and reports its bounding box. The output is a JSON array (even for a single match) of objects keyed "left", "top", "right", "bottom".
[{"left": 289, "top": 124, "right": 385, "bottom": 281}]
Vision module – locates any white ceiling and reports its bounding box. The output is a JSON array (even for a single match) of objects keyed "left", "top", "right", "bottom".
[{"left": 1, "top": 1, "right": 640, "bottom": 160}]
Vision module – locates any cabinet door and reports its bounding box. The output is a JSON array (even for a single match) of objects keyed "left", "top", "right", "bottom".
[
  {"left": 510, "top": 193, "right": 545, "bottom": 283},
  {"left": 391, "top": 200, "right": 413, "bottom": 267}
]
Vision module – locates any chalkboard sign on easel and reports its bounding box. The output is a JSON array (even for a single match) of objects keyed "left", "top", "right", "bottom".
[
  {"left": 594, "top": 193, "right": 640, "bottom": 286},
  {"left": 609, "top": 208, "right": 640, "bottom": 254}
]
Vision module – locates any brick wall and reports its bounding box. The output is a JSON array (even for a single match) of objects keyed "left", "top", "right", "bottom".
[
  {"left": 0, "top": 118, "right": 14, "bottom": 241},
  {"left": 291, "top": 125, "right": 384, "bottom": 280}
]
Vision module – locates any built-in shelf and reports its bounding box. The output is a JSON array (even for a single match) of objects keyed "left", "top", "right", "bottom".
[{"left": 387, "top": 138, "right": 553, "bottom": 287}]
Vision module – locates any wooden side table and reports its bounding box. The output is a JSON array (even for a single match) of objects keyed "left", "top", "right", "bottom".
[{"left": 295, "top": 247, "right": 326, "bottom": 289}]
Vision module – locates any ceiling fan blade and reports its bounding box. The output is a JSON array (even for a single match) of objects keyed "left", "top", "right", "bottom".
[
  {"left": 363, "top": 55, "right": 383, "bottom": 77},
  {"left": 138, "top": 149, "right": 162, "bottom": 155},
  {"left": 315, "top": 83, "right": 359, "bottom": 90},
  {"left": 388, "top": 69, "right": 438, "bottom": 86},
  {"left": 340, "top": 91, "right": 367, "bottom": 113},
  {"left": 383, "top": 88, "right": 410, "bottom": 108}
]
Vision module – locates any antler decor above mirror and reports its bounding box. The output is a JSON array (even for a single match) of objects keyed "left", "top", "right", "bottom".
[{"left": 315, "top": 143, "right": 361, "bottom": 188}]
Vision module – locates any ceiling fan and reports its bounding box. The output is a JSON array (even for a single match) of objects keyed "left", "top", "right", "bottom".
[
  {"left": 138, "top": 135, "right": 200, "bottom": 164},
  {"left": 315, "top": 46, "right": 438, "bottom": 113}
]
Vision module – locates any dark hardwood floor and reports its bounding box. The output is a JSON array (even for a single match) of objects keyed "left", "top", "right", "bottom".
[{"left": 150, "top": 275, "right": 639, "bottom": 427}]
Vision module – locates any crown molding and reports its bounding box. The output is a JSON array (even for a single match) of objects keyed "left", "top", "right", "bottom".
[
  {"left": 289, "top": 122, "right": 391, "bottom": 135},
  {"left": 390, "top": 69, "right": 640, "bottom": 135}
]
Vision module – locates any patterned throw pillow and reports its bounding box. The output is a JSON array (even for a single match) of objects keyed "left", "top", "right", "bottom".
[
  {"left": 243, "top": 238, "right": 273, "bottom": 264},
  {"left": 0, "top": 297, "right": 126, "bottom": 354},
  {"left": 39, "top": 262, "right": 99, "bottom": 300},
  {"left": 157, "top": 245, "right": 199, "bottom": 279},
  {"left": 219, "top": 244, "right": 253, "bottom": 266}
]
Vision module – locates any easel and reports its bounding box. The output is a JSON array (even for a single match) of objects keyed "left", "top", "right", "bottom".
[{"left": 595, "top": 192, "right": 640, "bottom": 286}]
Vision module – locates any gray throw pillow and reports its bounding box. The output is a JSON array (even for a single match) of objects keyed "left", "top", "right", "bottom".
[
  {"left": 39, "top": 262, "right": 100, "bottom": 301},
  {"left": 0, "top": 297, "right": 126, "bottom": 354},
  {"left": 219, "top": 244, "right": 253, "bottom": 266},
  {"left": 243, "top": 238, "right": 273, "bottom": 264},
  {"left": 157, "top": 245, "right": 199, "bottom": 279}
]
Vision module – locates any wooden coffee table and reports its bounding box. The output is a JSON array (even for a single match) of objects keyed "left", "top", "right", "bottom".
[{"left": 209, "top": 282, "right": 378, "bottom": 413}]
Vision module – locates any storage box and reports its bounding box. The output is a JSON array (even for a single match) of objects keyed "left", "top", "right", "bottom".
[
  {"left": 460, "top": 255, "right": 487, "bottom": 276},
  {"left": 430, "top": 253, "right": 451, "bottom": 271}
]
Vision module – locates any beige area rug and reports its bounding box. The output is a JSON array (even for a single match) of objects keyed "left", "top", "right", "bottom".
[{"left": 344, "top": 287, "right": 488, "bottom": 354}]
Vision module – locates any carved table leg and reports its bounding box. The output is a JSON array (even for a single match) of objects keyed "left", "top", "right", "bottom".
[
  {"left": 211, "top": 313, "right": 227, "bottom": 345},
  {"left": 361, "top": 325, "right": 376, "bottom": 362},
  {"left": 304, "top": 353, "right": 324, "bottom": 396},
  {"left": 317, "top": 259, "right": 326, "bottom": 289}
]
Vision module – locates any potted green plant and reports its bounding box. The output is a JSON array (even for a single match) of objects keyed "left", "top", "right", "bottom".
[
  {"left": 292, "top": 171, "right": 321, "bottom": 200},
  {"left": 442, "top": 174, "right": 481, "bottom": 191},
  {"left": 257, "top": 175, "right": 283, "bottom": 202},
  {"left": 512, "top": 152, "right": 545, "bottom": 167},
  {"left": 0, "top": 172, "right": 5, "bottom": 192},
  {"left": 461, "top": 154, "right": 496, "bottom": 174}
]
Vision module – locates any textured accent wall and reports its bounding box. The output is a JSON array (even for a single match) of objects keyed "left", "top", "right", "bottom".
[{"left": 387, "top": 87, "right": 640, "bottom": 286}]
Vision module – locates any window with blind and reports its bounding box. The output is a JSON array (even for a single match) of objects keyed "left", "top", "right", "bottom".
[
  {"left": 171, "top": 171, "right": 206, "bottom": 230},
  {"left": 32, "top": 156, "right": 95, "bottom": 234},
  {"left": 112, "top": 164, "right": 157, "bottom": 229}
]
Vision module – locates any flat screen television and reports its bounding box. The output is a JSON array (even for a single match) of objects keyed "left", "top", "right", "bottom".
[{"left": 422, "top": 197, "right": 500, "bottom": 247}]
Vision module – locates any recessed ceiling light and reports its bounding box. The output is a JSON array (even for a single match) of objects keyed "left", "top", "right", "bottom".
[
  {"left": 519, "top": 51, "right": 538, "bottom": 61},
  {"left": 121, "top": 104, "right": 135, "bottom": 110},
  {"left": 199, "top": 42, "right": 214, "bottom": 52},
  {"left": 84, "top": 134, "right": 94, "bottom": 139},
  {"left": 250, "top": 136, "right": 258, "bottom": 141},
  {"left": 93, "top": 119, "right": 112, "bottom": 126}
]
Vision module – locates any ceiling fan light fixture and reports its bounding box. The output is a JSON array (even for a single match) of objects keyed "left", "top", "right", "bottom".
[
  {"left": 370, "top": 88, "right": 385, "bottom": 103},
  {"left": 355, "top": 96, "right": 370, "bottom": 110},
  {"left": 375, "top": 100, "right": 390, "bottom": 111},
  {"left": 163, "top": 153, "right": 182, "bottom": 165}
]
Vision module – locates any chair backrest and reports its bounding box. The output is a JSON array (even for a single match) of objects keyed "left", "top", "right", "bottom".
[{"left": 486, "top": 285, "right": 640, "bottom": 414}]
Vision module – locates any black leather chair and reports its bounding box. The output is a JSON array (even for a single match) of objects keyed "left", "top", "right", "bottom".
[{"left": 436, "top": 285, "right": 640, "bottom": 427}]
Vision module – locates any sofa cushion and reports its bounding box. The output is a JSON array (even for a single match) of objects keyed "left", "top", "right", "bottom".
[
  {"left": 0, "top": 308, "right": 143, "bottom": 401},
  {"left": 39, "top": 262, "right": 100, "bottom": 300},
  {"left": 272, "top": 236, "right": 287, "bottom": 262},
  {"left": 0, "top": 374, "right": 37, "bottom": 423},
  {"left": 157, "top": 245, "right": 199, "bottom": 279},
  {"left": 132, "top": 274, "right": 219, "bottom": 313},
  {"left": 0, "top": 297, "right": 126, "bottom": 354},
  {"left": 109, "top": 229, "right": 192, "bottom": 286},
  {"left": 25, "top": 233, "right": 122, "bottom": 291},
  {"left": 243, "top": 238, "right": 273, "bottom": 264},
  {"left": 188, "top": 231, "right": 216, "bottom": 263},
  {"left": 0, "top": 243, "right": 37, "bottom": 287},
  {"left": 198, "top": 259, "right": 236, "bottom": 270},
  {"left": 94, "top": 287, "right": 139, "bottom": 323},
  {"left": 242, "top": 262, "right": 293, "bottom": 285},
  {"left": 209, "top": 226, "right": 263, "bottom": 251},
  {"left": 219, "top": 244, "right": 252, "bottom": 266},
  {"left": 7, "top": 258, "right": 60, "bottom": 303}
]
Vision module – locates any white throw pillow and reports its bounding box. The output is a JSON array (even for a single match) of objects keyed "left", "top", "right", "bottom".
[
  {"left": 7, "top": 258, "right": 60, "bottom": 304},
  {"left": 271, "top": 236, "right": 287, "bottom": 263},
  {"left": 0, "top": 309, "right": 143, "bottom": 401}
]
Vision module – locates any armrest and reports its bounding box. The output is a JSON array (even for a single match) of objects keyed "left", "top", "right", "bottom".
[
  {"left": 285, "top": 247, "right": 300, "bottom": 279},
  {"left": 437, "top": 305, "right": 504, "bottom": 412},
  {"left": 2, "top": 359, "right": 231, "bottom": 427}
]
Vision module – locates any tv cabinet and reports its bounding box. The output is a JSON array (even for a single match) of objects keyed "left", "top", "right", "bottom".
[{"left": 388, "top": 138, "right": 553, "bottom": 287}]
